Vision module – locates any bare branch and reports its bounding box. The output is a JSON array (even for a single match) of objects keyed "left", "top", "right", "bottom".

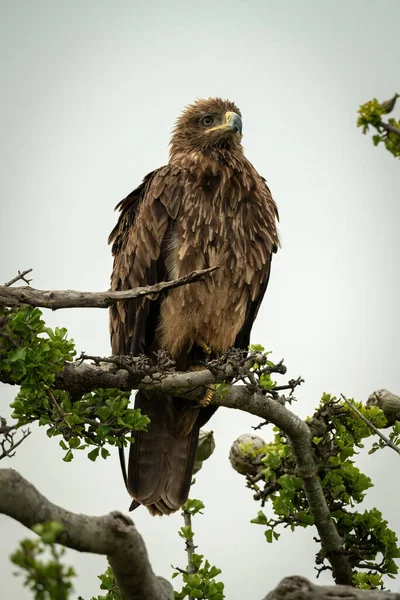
[
  {"left": 0, "top": 469, "right": 173, "bottom": 600},
  {"left": 0, "top": 418, "right": 31, "bottom": 460},
  {"left": 4, "top": 269, "right": 33, "bottom": 287},
  {"left": 341, "top": 395, "right": 400, "bottom": 456},
  {"left": 0, "top": 267, "right": 218, "bottom": 310}
]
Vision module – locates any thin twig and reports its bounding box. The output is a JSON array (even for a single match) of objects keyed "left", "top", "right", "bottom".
[
  {"left": 4, "top": 269, "right": 33, "bottom": 287},
  {"left": 183, "top": 508, "right": 196, "bottom": 600},
  {"left": 0, "top": 428, "right": 31, "bottom": 460},
  {"left": 172, "top": 566, "right": 188, "bottom": 576},
  {"left": 183, "top": 510, "right": 196, "bottom": 574},
  {"left": 47, "top": 389, "right": 67, "bottom": 421},
  {"left": 341, "top": 394, "right": 400, "bottom": 456}
]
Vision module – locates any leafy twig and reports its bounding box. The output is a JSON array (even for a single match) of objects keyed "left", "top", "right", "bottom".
[{"left": 341, "top": 394, "right": 400, "bottom": 456}]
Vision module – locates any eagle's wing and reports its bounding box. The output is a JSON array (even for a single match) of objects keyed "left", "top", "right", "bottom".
[
  {"left": 109, "top": 164, "right": 183, "bottom": 355},
  {"left": 234, "top": 177, "right": 279, "bottom": 350},
  {"left": 109, "top": 165, "right": 203, "bottom": 516}
]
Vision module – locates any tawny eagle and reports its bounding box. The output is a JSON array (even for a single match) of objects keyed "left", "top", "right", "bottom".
[{"left": 109, "top": 98, "right": 279, "bottom": 515}]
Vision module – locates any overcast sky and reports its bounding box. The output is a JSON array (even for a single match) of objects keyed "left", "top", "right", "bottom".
[{"left": 1, "top": 1, "right": 400, "bottom": 598}]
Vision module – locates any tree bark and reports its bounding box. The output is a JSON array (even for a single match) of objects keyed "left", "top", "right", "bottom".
[
  {"left": 265, "top": 576, "right": 400, "bottom": 600},
  {"left": 0, "top": 356, "right": 353, "bottom": 585},
  {"left": 0, "top": 267, "right": 217, "bottom": 310},
  {"left": 0, "top": 469, "right": 174, "bottom": 600}
]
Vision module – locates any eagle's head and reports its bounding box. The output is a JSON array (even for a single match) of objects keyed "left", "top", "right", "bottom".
[{"left": 169, "top": 97, "right": 243, "bottom": 158}]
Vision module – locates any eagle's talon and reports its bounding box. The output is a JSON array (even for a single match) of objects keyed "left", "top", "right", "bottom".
[
  {"left": 199, "top": 340, "right": 212, "bottom": 356},
  {"left": 200, "top": 385, "right": 215, "bottom": 407}
]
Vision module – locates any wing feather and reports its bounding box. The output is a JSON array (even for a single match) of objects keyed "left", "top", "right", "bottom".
[{"left": 109, "top": 165, "right": 184, "bottom": 355}]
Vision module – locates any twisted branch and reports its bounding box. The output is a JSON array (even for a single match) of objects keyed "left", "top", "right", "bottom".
[
  {"left": 0, "top": 355, "right": 352, "bottom": 585},
  {"left": 0, "top": 469, "right": 173, "bottom": 600}
]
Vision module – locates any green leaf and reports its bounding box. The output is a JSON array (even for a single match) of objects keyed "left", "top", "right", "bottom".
[
  {"left": 88, "top": 448, "right": 100, "bottom": 462},
  {"left": 179, "top": 526, "right": 194, "bottom": 540},
  {"left": 265, "top": 529, "right": 273, "bottom": 543},
  {"left": 68, "top": 437, "right": 81, "bottom": 449},
  {"left": 63, "top": 449, "right": 73, "bottom": 462},
  {"left": 9, "top": 347, "right": 27, "bottom": 362},
  {"left": 251, "top": 511, "right": 269, "bottom": 526},
  {"left": 208, "top": 566, "right": 222, "bottom": 578},
  {"left": 298, "top": 512, "right": 314, "bottom": 525},
  {"left": 101, "top": 448, "right": 110, "bottom": 459},
  {"left": 190, "top": 553, "right": 204, "bottom": 569},
  {"left": 182, "top": 498, "right": 205, "bottom": 515}
]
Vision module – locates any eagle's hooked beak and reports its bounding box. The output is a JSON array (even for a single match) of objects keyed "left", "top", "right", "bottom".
[
  {"left": 208, "top": 111, "right": 242, "bottom": 135},
  {"left": 224, "top": 111, "right": 242, "bottom": 134}
]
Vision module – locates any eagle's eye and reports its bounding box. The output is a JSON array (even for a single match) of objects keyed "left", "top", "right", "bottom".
[{"left": 201, "top": 115, "right": 214, "bottom": 127}]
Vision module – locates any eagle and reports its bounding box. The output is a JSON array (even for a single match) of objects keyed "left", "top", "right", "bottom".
[{"left": 109, "top": 97, "right": 279, "bottom": 515}]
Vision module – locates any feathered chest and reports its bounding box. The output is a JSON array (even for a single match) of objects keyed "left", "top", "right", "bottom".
[
  {"left": 109, "top": 159, "right": 279, "bottom": 357},
  {"left": 166, "top": 169, "right": 276, "bottom": 288},
  {"left": 158, "top": 168, "right": 276, "bottom": 355}
]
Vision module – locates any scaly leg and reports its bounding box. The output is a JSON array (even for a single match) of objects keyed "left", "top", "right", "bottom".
[{"left": 198, "top": 340, "right": 215, "bottom": 407}]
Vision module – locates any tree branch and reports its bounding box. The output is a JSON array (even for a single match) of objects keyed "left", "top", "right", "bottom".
[
  {"left": 183, "top": 509, "right": 196, "bottom": 575},
  {"left": 380, "top": 122, "right": 400, "bottom": 137},
  {"left": 264, "top": 576, "right": 400, "bottom": 600},
  {"left": 213, "top": 387, "right": 353, "bottom": 585},
  {"left": 1, "top": 354, "right": 352, "bottom": 585},
  {"left": 341, "top": 395, "right": 400, "bottom": 456},
  {"left": 0, "top": 267, "right": 218, "bottom": 310},
  {"left": 0, "top": 469, "right": 173, "bottom": 600}
]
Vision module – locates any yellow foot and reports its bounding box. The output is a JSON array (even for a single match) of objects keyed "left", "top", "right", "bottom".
[
  {"left": 199, "top": 340, "right": 212, "bottom": 356},
  {"left": 200, "top": 385, "right": 215, "bottom": 407}
]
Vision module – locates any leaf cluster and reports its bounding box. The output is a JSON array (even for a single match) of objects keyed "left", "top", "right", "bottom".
[
  {"left": 45, "top": 388, "right": 150, "bottom": 462},
  {"left": 249, "top": 344, "right": 277, "bottom": 391},
  {"left": 173, "top": 499, "right": 225, "bottom": 600},
  {"left": 357, "top": 97, "right": 400, "bottom": 158},
  {"left": 82, "top": 567, "right": 123, "bottom": 600},
  {"left": 370, "top": 420, "right": 400, "bottom": 454},
  {"left": 1, "top": 307, "right": 75, "bottom": 394},
  {"left": 173, "top": 555, "right": 225, "bottom": 600},
  {"left": 1, "top": 307, "right": 149, "bottom": 461},
  {"left": 248, "top": 393, "right": 400, "bottom": 587},
  {"left": 10, "top": 521, "right": 75, "bottom": 600},
  {"left": 12, "top": 524, "right": 123, "bottom": 600}
]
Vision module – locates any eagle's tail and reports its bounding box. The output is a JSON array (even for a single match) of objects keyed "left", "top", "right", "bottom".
[{"left": 122, "top": 390, "right": 200, "bottom": 516}]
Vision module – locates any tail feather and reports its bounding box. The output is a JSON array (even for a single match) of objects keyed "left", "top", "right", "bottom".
[{"left": 125, "top": 390, "right": 200, "bottom": 515}]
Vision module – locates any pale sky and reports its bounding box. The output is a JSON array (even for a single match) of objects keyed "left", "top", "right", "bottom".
[{"left": 1, "top": 1, "right": 400, "bottom": 598}]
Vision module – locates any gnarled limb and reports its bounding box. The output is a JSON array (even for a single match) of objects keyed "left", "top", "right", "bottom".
[
  {"left": 0, "top": 354, "right": 353, "bottom": 585},
  {"left": 0, "top": 469, "right": 173, "bottom": 600}
]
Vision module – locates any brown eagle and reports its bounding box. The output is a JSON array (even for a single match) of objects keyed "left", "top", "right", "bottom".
[{"left": 109, "top": 98, "right": 279, "bottom": 515}]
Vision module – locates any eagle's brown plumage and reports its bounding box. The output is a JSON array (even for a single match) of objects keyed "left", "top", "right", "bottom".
[{"left": 109, "top": 98, "right": 279, "bottom": 515}]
